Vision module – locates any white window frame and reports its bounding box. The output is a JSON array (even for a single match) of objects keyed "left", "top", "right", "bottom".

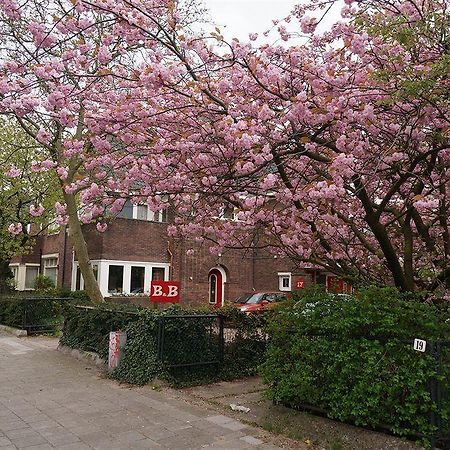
[
  {"left": 24, "top": 264, "right": 40, "bottom": 290},
  {"left": 278, "top": 272, "right": 292, "bottom": 292},
  {"left": 71, "top": 259, "right": 170, "bottom": 297}
]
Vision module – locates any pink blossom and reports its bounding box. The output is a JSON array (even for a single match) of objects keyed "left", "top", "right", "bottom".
[
  {"left": 29, "top": 204, "right": 45, "bottom": 217},
  {"left": 55, "top": 202, "right": 67, "bottom": 215},
  {"left": 56, "top": 215, "right": 69, "bottom": 226},
  {"left": 57, "top": 167, "right": 69, "bottom": 180},
  {"left": 8, "top": 223, "right": 22, "bottom": 235},
  {"left": 96, "top": 222, "right": 108, "bottom": 233},
  {"left": 98, "top": 46, "right": 112, "bottom": 64},
  {"left": 36, "top": 128, "right": 51, "bottom": 144},
  {"left": 300, "top": 16, "right": 317, "bottom": 34},
  {"left": 5, "top": 166, "right": 21, "bottom": 178}
]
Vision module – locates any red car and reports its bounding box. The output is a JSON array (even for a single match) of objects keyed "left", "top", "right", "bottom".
[{"left": 238, "top": 291, "right": 291, "bottom": 314}]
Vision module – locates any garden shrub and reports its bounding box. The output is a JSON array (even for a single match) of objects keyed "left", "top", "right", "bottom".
[{"left": 261, "top": 286, "right": 450, "bottom": 439}]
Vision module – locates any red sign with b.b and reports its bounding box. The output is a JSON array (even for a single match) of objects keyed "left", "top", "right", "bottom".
[{"left": 150, "top": 281, "right": 180, "bottom": 303}]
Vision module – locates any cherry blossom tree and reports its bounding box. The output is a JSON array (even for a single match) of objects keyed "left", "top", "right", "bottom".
[{"left": 86, "top": 0, "right": 448, "bottom": 294}]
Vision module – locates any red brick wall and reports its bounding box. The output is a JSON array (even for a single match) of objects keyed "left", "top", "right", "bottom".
[{"left": 83, "top": 219, "right": 170, "bottom": 263}]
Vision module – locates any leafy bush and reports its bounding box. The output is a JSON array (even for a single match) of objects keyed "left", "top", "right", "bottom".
[
  {"left": 34, "top": 275, "right": 55, "bottom": 292},
  {"left": 0, "top": 296, "right": 67, "bottom": 333},
  {"left": 261, "top": 286, "right": 450, "bottom": 439},
  {"left": 60, "top": 303, "right": 268, "bottom": 386}
]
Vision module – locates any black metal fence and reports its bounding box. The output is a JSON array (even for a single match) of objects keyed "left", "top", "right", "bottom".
[{"left": 0, "top": 297, "right": 73, "bottom": 334}]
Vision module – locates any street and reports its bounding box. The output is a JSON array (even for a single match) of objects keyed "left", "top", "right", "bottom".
[{"left": 0, "top": 333, "right": 280, "bottom": 450}]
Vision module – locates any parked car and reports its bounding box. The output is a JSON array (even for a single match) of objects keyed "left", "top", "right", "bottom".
[
  {"left": 238, "top": 291, "right": 291, "bottom": 314},
  {"left": 232, "top": 293, "right": 254, "bottom": 305}
]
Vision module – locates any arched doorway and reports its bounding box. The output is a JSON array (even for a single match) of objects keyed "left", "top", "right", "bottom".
[{"left": 208, "top": 266, "right": 227, "bottom": 308}]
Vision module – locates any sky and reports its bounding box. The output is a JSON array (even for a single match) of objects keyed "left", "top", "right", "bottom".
[
  {"left": 200, "top": 0, "right": 343, "bottom": 44},
  {"left": 201, "top": 0, "right": 300, "bottom": 43}
]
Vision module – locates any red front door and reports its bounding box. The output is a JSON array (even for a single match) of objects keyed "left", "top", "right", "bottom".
[{"left": 208, "top": 269, "right": 223, "bottom": 308}]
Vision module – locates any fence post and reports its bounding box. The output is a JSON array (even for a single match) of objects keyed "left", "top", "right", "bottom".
[
  {"left": 157, "top": 317, "right": 165, "bottom": 360},
  {"left": 218, "top": 315, "right": 224, "bottom": 363},
  {"left": 22, "top": 299, "right": 28, "bottom": 334},
  {"left": 428, "top": 341, "right": 443, "bottom": 450},
  {"left": 435, "top": 342, "right": 443, "bottom": 448}
]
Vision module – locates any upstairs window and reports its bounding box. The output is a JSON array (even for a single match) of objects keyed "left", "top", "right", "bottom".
[
  {"left": 118, "top": 201, "right": 168, "bottom": 223},
  {"left": 117, "top": 200, "right": 134, "bottom": 219}
]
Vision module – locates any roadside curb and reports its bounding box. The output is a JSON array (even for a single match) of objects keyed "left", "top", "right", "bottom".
[
  {"left": 0, "top": 324, "right": 27, "bottom": 337},
  {"left": 57, "top": 344, "right": 106, "bottom": 368}
]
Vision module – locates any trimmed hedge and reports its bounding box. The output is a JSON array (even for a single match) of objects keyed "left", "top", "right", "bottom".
[
  {"left": 0, "top": 295, "right": 85, "bottom": 333},
  {"left": 60, "top": 303, "right": 267, "bottom": 386},
  {"left": 261, "top": 286, "right": 450, "bottom": 440}
]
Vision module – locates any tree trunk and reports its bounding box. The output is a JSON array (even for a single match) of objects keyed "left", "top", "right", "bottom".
[{"left": 63, "top": 192, "right": 104, "bottom": 303}]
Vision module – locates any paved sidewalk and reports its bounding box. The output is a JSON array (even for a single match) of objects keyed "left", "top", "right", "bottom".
[{"left": 0, "top": 333, "right": 281, "bottom": 450}]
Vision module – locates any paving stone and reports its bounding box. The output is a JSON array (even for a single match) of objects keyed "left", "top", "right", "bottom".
[
  {"left": 206, "top": 436, "right": 253, "bottom": 449},
  {"left": 139, "top": 425, "right": 176, "bottom": 441},
  {"left": 0, "top": 421, "right": 30, "bottom": 433},
  {"left": 127, "top": 438, "right": 162, "bottom": 449},
  {"left": 43, "top": 431, "right": 81, "bottom": 446},
  {"left": 240, "top": 435, "right": 263, "bottom": 446},
  {"left": 219, "top": 420, "right": 247, "bottom": 431},
  {"left": 8, "top": 433, "right": 48, "bottom": 448},
  {"left": 0, "top": 436, "right": 12, "bottom": 446},
  {"left": 19, "top": 445, "right": 54, "bottom": 450},
  {"left": 114, "top": 430, "right": 147, "bottom": 443},
  {"left": 205, "top": 415, "right": 234, "bottom": 426},
  {"left": 58, "top": 442, "right": 92, "bottom": 450}
]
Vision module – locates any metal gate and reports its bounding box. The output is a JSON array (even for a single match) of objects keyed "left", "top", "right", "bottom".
[{"left": 156, "top": 314, "right": 224, "bottom": 369}]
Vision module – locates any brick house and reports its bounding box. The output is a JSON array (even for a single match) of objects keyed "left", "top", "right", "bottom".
[{"left": 9, "top": 202, "right": 351, "bottom": 305}]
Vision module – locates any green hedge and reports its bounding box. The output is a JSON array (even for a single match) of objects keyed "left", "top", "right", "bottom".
[
  {"left": 261, "top": 286, "right": 450, "bottom": 440},
  {"left": 60, "top": 304, "right": 267, "bottom": 386},
  {"left": 0, "top": 296, "right": 82, "bottom": 333}
]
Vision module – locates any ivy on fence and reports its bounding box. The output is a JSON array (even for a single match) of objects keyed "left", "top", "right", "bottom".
[{"left": 60, "top": 304, "right": 268, "bottom": 386}]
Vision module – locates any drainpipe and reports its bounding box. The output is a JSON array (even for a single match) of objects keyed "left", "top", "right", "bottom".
[{"left": 167, "top": 241, "right": 173, "bottom": 280}]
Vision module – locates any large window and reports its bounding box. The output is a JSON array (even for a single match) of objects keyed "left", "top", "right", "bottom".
[
  {"left": 43, "top": 257, "right": 58, "bottom": 285},
  {"left": 130, "top": 266, "right": 145, "bottom": 293},
  {"left": 25, "top": 266, "right": 39, "bottom": 290},
  {"left": 108, "top": 265, "right": 124, "bottom": 293}
]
